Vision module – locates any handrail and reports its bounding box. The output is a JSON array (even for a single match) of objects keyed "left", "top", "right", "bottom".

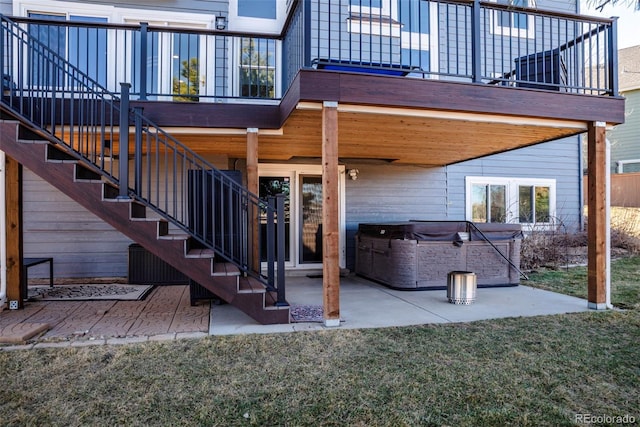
[
  {"left": 465, "top": 222, "right": 529, "bottom": 280},
  {"left": 0, "top": 14, "right": 286, "bottom": 301},
  {"left": 3, "top": 0, "right": 618, "bottom": 100}
]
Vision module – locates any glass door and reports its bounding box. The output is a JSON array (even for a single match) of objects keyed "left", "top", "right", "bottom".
[
  {"left": 258, "top": 175, "right": 291, "bottom": 263},
  {"left": 299, "top": 175, "right": 323, "bottom": 264},
  {"left": 258, "top": 164, "right": 345, "bottom": 269}
]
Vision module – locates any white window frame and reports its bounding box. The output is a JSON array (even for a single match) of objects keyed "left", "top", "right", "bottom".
[
  {"left": 121, "top": 17, "right": 213, "bottom": 101},
  {"left": 228, "top": 0, "right": 287, "bottom": 34},
  {"left": 16, "top": 1, "right": 216, "bottom": 98},
  {"left": 465, "top": 176, "right": 556, "bottom": 230},
  {"left": 228, "top": 37, "right": 281, "bottom": 103},
  {"left": 259, "top": 164, "right": 346, "bottom": 270},
  {"left": 488, "top": 0, "right": 535, "bottom": 39},
  {"left": 16, "top": 3, "right": 113, "bottom": 91},
  {"left": 347, "top": 0, "right": 400, "bottom": 37},
  {"left": 349, "top": 0, "right": 394, "bottom": 17}
]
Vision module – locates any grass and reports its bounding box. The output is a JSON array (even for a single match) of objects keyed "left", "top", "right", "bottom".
[
  {"left": 1, "top": 312, "right": 639, "bottom": 426},
  {"left": 1, "top": 259, "right": 639, "bottom": 426},
  {"left": 527, "top": 256, "right": 640, "bottom": 309}
]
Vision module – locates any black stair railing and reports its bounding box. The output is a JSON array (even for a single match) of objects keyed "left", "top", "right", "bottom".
[{"left": 0, "top": 15, "right": 286, "bottom": 303}]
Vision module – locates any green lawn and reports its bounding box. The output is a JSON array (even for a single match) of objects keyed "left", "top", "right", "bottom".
[
  {"left": 527, "top": 256, "right": 640, "bottom": 309},
  {"left": 1, "top": 259, "right": 639, "bottom": 426}
]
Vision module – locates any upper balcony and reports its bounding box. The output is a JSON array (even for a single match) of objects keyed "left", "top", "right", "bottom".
[{"left": 1, "top": 0, "right": 625, "bottom": 165}]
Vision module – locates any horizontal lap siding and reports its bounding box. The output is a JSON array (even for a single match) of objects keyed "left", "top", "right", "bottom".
[
  {"left": 446, "top": 136, "right": 582, "bottom": 231},
  {"left": 312, "top": 1, "right": 403, "bottom": 66},
  {"left": 610, "top": 92, "right": 640, "bottom": 171},
  {"left": 22, "top": 153, "right": 229, "bottom": 278},
  {"left": 345, "top": 163, "right": 447, "bottom": 269},
  {"left": 62, "top": 0, "right": 228, "bottom": 14},
  {"left": 23, "top": 169, "right": 133, "bottom": 278}
]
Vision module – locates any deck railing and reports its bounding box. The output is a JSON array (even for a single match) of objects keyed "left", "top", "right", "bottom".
[
  {"left": 299, "top": 0, "right": 617, "bottom": 95},
  {"left": 2, "top": 0, "right": 618, "bottom": 102},
  {"left": 0, "top": 15, "right": 287, "bottom": 302}
]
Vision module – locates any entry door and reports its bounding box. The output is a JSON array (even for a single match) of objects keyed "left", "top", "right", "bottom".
[
  {"left": 259, "top": 165, "right": 345, "bottom": 269},
  {"left": 258, "top": 175, "right": 291, "bottom": 263},
  {"left": 299, "top": 175, "right": 323, "bottom": 264}
]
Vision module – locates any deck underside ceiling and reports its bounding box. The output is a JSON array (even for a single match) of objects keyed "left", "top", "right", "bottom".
[{"left": 150, "top": 103, "right": 587, "bottom": 166}]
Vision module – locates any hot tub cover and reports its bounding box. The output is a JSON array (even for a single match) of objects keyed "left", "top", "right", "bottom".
[{"left": 356, "top": 221, "right": 523, "bottom": 243}]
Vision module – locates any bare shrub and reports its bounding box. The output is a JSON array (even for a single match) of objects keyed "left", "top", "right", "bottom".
[
  {"left": 520, "top": 221, "right": 576, "bottom": 270},
  {"left": 521, "top": 207, "right": 640, "bottom": 270},
  {"left": 611, "top": 207, "right": 640, "bottom": 252}
]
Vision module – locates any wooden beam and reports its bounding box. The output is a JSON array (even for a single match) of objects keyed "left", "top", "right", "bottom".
[
  {"left": 587, "top": 121, "right": 607, "bottom": 309},
  {"left": 247, "top": 128, "right": 260, "bottom": 271},
  {"left": 322, "top": 101, "right": 340, "bottom": 327},
  {"left": 5, "top": 154, "right": 23, "bottom": 308}
]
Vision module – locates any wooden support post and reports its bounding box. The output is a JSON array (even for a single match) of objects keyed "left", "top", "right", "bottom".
[
  {"left": 5, "top": 155, "right": 23, "bottom": 308},
  {"left": 587, "top": 121, "right": 607, "bottom": 309},
  {"left": 247, "top": 128, "right": 260, "bottom": 271},
  {"left": 322, "top": 101, "right": 340, "bottom": 327}
]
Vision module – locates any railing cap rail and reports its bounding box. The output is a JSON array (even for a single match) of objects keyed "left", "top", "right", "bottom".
[
  {"left": 477, "top": 0, "right": 615, "bottom": 23},
  {"left": 4, "top": 0, "right": 615, "bottom": 38},
  {"left": 3, "top": 14, "right": 281, "bottom": 39}
]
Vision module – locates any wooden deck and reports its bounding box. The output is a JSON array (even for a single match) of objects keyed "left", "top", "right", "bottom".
[{"left": 0, "top": 286, "right": 210, "bottom": 344}]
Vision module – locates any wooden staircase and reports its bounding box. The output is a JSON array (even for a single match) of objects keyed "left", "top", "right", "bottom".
[{"left": 0, "top": 116, "right": 290, "bottom": 325}]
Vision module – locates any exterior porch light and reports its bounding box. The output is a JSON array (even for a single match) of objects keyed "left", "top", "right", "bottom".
[
  {"left": 215, "top": 15, "right": 227, "bottom": 30},
  {"left": 348, "top": 168, "right": 359, "bottom": 180}
]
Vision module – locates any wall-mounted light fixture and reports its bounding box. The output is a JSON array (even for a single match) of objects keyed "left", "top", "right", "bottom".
[
  {"left": 348, "top": 168, "right": 359, "bottom": 180},
  {"left": 215, "top": 15, "right": 227, "bottom": 30}
]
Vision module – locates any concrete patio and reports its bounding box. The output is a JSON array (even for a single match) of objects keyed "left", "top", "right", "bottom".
[
  {"left": 0, "top": 274, "right": 591, "bottom": 348},
  {"left": 211, "top": 273, "right": 591, "bottom": 335}
]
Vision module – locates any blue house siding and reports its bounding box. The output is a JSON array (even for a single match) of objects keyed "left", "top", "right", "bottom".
[
  {"left": 343, "top": 135, "right": 582, "bottom": 270},
  {"left": 61, "top": 0, "right": 228, "bottom": 14},
  {"left": 310, "top": 1, "right": 404, "bottom": 67},
  {"left": 610, "top": 91, "right": 640, "bottom": 172},
  {"left": 344, "top": 163, "right": 447, "bottom": 269},
  {"left": 8, "top": 0, "right": 586, "bottom": 277},
  {"left": 446, "top": 136, "right": 582, "bottom": 231}
]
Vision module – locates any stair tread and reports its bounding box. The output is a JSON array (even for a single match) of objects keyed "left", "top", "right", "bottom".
[
  {"left": 238, "top": 276, "right": 266, "bottom": 293},
  {"left": 213, "top": 262, "right": 240, "bottom": 276},
  {"left": 1, "top": 116, "right": 289, "bottom": 326},
  {"left": 264, "top": 305, "right": 291, "bottom": 311},
  {"left": 158, "top": 234, "right": 189, "bottom": 240},
  {"left": 186, "top": 248, "right": 215, "bottom": 258}
]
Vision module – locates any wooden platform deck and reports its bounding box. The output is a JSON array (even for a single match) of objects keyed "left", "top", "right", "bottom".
[{"left": 0, "top": 286, "right": 210, "bottom": 344}]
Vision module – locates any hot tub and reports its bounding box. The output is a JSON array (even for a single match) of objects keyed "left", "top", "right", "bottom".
[{"left": 355, "top": 221, "right": 523, "bottom": 290}]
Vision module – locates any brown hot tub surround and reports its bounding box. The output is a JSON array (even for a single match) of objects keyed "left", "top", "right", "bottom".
[{"left": 355, "top": 221, "right": 523, "bottom": 290}]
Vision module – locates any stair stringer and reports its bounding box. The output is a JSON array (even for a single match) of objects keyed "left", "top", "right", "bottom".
[{"left": 0, "top": 120, "right": 290, "bottom": 324}]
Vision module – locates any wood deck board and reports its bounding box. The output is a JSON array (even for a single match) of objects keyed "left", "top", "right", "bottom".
[
  {"left": 42, "top": 301, "right": 116, "bottom": 338},
  {"left": 168, "top": 286, "right": 210, "bottom": 333},
  {"left": 0, "top": 286, "right": 211, "bottom": 342}
]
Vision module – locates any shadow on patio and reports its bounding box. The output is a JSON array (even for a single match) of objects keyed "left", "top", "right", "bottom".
[
  {"left": 209, "top": 274, "right": 590, "bottom": 335},
  {"left": 0, "top": 274, "right": 590, "bottom": 347}
]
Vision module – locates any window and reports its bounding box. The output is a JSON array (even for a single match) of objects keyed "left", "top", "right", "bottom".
[
  {"left": 466, "top": 177, "right": 556, "bottom": 227},
  {"left": 490, "top": 0, "right": 534, "bottom": 39},
  {"left": 349, "top": 0, "right": 387, "bottom": 15},
  {"left": 350, "top": 0, "right": 382, "bottom": 7},
  {"left": 398, "top": 0, "right": 431, "bottom": 73},
  {"left": 398, "top": 0, "right": 428, "bottom": 34},
  {"left": 471, "top": 183, "right": 507, "bottom": 223},
  {"left": 228, "top": 0, "right": 285, "bottom": 33},
  {"left": 27, "top": 12, "right": 108, "bottom": 87},
  {"left": 518, "top": 185, "right": 550, "bottom": 223},
  {"left": 127, "top": 19, "right": 207, "bottom": 101},
  {"left": 238, "top": 0, "right": 276, "bottom": 19},
  {"left": 239, "top": 38, "right": 276, "bottom": 98},
  {"left": 347, "top": 0, "right": 398, "bottom": 36},
  {"left": 171, "top": 33, "right": 200, "bottom": 101}
]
